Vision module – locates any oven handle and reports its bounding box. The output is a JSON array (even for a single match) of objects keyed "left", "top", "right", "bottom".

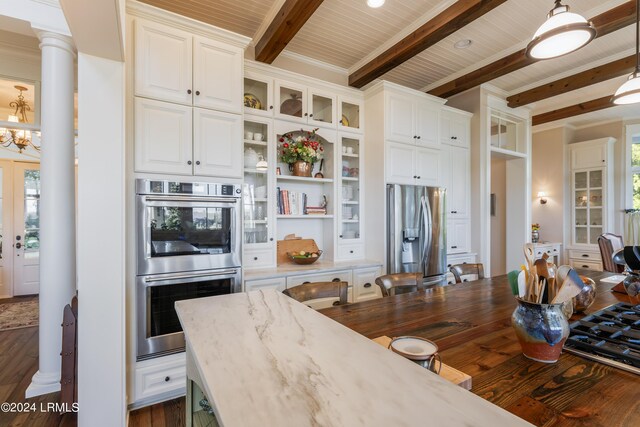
[
  {"left": 144, "top": 269, "right": 239, "bottom": 283},
  {"left": 142, "top": 195, "right": 238, "bottom": 204}
]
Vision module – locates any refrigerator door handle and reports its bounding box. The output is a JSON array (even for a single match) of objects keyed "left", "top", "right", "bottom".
[{"left": 421, "top": 195, "right": 433, "bottom": 272}]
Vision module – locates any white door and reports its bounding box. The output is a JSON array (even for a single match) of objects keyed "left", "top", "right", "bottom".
[
  {"left": 386, "top": 93, "right": 414, "bottom": 144},
  {"left": 13, "top": 162, "right": 40, "bottom": 296},
  {"left": 134, "top": 97, "right": 193, "bottom": 175},
  {"left": 414, "top": 101, "right": 439, "bottom": 148},
  {"left": 134, "top": 19, "right": 193, "bottom": 105},
  {"left": 414, "top": 146, "right": 441, "bottom": 187},
  {"left": 193, "top": 108, "right": 242, "bottom": 178},
  {"left": 386, "top": 142, "right": 415, "bottom": 185},
  {"left": 0, "top": 161, "right": 13, "bottom": 298},
  {"left": 193, "top": 36, "right": 242, "bottom": 113},
  {"left": 448, "top": 146, "right": 470, "bottom": 218}
]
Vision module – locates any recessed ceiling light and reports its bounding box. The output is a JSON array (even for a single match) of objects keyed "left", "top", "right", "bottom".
[
  {"left": 454, "top": 39, "right": 473, "bottom": 49},
  {"left": 367, "top": 0, "right": 385, "bottom": 8}
]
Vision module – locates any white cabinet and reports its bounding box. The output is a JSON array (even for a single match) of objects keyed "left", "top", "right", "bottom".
[
  {"left": 193, "top": 108, "right": 242, "bottom": 178},
  {"left": 244, "top": 72, "right": 274, "bottom": 117},
  {"left": 135, "top": 99, "right": 242, "bottom": 177},
  {"left": 134, "top": 18, "right": 242, "bottom": 114},
  {"left": 135, "top": 19, "right": 192, "bottom": 105},
  {"left": 447, "top": 219, "right": 470, "bottom": 254},
  {"left": 568, "top": 249, "right": 603, "bottom": 272},
  {"left": 441, "top": 110, "right": 470, "bottom": 148},
  {"left": 440, "top": 145, "right": 469, "bottom": 218},
  {"left": 533, "top": 242, "right": 562, "bottom": 265},
  {"left": 445, "top": 253, "right": 477, "bottom": 285},
  {"left": 274, "top": 79, "right": 337, "bottom": 128},
  {"left": 193, "top": 37, "right": 243, "bottom": 113},
  {"left": 338, "top": 97, "right": 364, "bottom": 133},
  {"left": 134, "top": 352, "right": 186, "bottom": 404},
  {"left": 134, "top": 97, "right": 193, "bottom": 175},
  {"left": 571, "top": 143, "right": 608, "bottom": 169},
  {"left": 386, "top": 92, "right": 440, "bottom": 148},
  {"left": 387, "top": 142, "right": 441, "bottom": 186},
  {"left": 353, "top": 267, "right": 382, "bottom": 302},
  {"left": 245, "top": 277, "right": 286, "bottom": 292}
]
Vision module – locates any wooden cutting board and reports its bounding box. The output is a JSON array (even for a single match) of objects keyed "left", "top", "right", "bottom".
[
  {"left": 372, "top": 336, "right": 472, "bottom": 390},
  {"left": 277, "top": 238, "right": 320, "bottom": 265}
]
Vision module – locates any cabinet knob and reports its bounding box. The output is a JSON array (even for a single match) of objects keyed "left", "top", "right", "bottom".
[
  {"left": 269, "top": 105, "right": 273, "bottom": 110},
  {"left": 187, "top": 160, "right": 192, "bottom": 165},
  {"left": 364, "top": 283, "right": 372, "bottom": 288},
  {"left": 195, "top": 90, "right": 200, "bottom": 96},
  {"left": 309, "top": 113, "right": 313, "bottom": 118},
  {"left": 417, "top": 176, "right": 421, "bottom": 179},
  {"left": 413, "top": 135, "right": 417, "bottom": 139},
  {"left": 196, "top": 160, "right": 201, "bottom": 165},
  {"left": 269, "top": 237, "right": 273, "bottom": 241},
  {"left": 304, "top": 113, "right": 308, "bottom": 117},
  {"left": 349, "top": 250, "right": 354, "bottom": 254},
  {"left": 339, "top": 234, "right": 343, "bottom": 238},
  {"left": 417, "top": 136, "right": 421, "bottom": 139},
  {"left": 332, "top": 278, "right": 341, "bottom": 282},
  {"left": 253, "top": 257, "right": 258, "bottom": 261},
  {"left": 164, "top": 376, "right": 170, "bottom": 382},
  {"left": 447, "top": 264, "right": 452, "bottom": 268},
  {"left": 187, "top": 89, "right": 192, "bottom": 94}
]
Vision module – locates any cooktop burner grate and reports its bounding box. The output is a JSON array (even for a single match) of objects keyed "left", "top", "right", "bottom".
[{"left": 563, "top": 302, "right": 640, "bottom": 375}]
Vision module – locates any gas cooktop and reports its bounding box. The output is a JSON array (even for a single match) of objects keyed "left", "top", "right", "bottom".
[{"left": 563, "top": 302, "right": 640, "bottom": 375}]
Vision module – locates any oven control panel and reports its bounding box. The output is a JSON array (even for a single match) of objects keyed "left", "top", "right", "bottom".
[{"left": 136, "top": 179, "right": 241, "bottom": 198}]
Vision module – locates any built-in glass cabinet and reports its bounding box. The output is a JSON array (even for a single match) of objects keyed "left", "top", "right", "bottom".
[
  {"left": 572, "top": 169, "right": 603, "bottom": 245},
  {"left": 339, "top": 134, "right": 362, "bottom": 241},
  {"left": 243, "top": 117, "right": 272, "bottom": 247}
]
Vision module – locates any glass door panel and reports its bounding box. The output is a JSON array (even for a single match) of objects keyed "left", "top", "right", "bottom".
[
  {"left": 277, "top": 83, "right": 304, "bottom": 119},
  {"left": 340, "top": 100, "right": 361, "bottom": 131},
  {"left": 340, "top": 136, "right": 361, "bottom": 241},
  {"left": 590, "top": 189, "right": 602, "bottom": 207},
  {"left": 309, "top": 93, "right": 334, "bottom": 125},
  {"left": 589, "top": 170, "right": 602, "bottom": 188},
  {"left": 575, "top": 208, "right": 587, "bottom": 226},
  {"left": 575, "top": 190, "right": 587, "bottom": 207},
  {"left": 574, "top": 171, "right": 587, "bottom": 189},
  {"left": 243, "top": 77, "right": 270, "bottom": 115},
  {"left": 589, "top": 227, "right": 602, "bottom": 245},
  {"left": 575, "top": 227, "right": 588, "bottom": 244},
  {"left": 590, "top": 208, "right": 602, "bottom": 226},
  {"left": 243, "top": 119, "right": 271, "bottom": 246},
  {"left": 13, "top": 163, "right": 40, "bottom": 295}
]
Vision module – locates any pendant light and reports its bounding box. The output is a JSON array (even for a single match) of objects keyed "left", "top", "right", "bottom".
[
  {"left": 526, "top": 1, "right": 596, "bottom": 60},
  {"left": 613, "top": 0, "right": 640, "bottom": 105}
]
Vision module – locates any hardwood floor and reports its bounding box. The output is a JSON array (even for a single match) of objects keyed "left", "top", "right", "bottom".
[
  {"left": 129, "top": 398, "right": 185, "bottom": 427},
  {"left": 0, "top": 296, "right": 77, "bottom": 427}
]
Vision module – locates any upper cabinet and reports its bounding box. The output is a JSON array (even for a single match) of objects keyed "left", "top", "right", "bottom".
[
  {"left": 441, "top": 109, "right": 470, "bottom": 148},
  {"left": 571, "top": 142, "right": 608, "bottom": 170},
  {"left": 134, "top": 19, "right": 243, "bottom": 114},
  {"left": 386, "top": 92, "right": 440, "bottom": 148}
]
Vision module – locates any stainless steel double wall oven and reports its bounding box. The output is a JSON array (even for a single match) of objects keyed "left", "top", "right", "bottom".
[{"left": 136, "top": 179, "right": 242, "bottom": 360}]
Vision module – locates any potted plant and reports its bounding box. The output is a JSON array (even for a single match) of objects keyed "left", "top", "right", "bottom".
[{"left": 279, "top": 128, "right": 323, "bottom": 177}]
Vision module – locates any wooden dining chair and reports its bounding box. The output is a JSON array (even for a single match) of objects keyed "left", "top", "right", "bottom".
[
  {"left": 375, "top": 272, "right": 423, "bottom": 297},
  {"left": 450, "top": 263, "right": 485, "bottom": 284},
  {"left": 597, "top": 233, "right": 624, "bottom": 273},
  {"left": 283, "top": 281, "right": 349, "bottom": 307}
]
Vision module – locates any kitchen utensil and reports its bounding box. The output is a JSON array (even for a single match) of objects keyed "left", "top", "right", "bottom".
[
  {"left": 517, "top": 269, "right": 527, "bottom": 297},
  {"left": 314, "top": 159, "right": 324, "bottom": 178},
  {"left": 523, "top": 244, "right": 535, "bottom": 275},
  {"left": 507, "top": 270, "right": 520, "bottom": 295},
  {"left": 551, "top": 268, "right": 585, "bottom": 304}
]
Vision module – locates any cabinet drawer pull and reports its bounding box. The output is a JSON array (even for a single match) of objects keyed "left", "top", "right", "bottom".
[
  {"left": 364, "top": 283, "right": 372, "bottom": 288},
  {"left": 451, "top": 246, "right": 458, "bottom": 249},
  {"left": 553, "top": 249, "right": 557, "bottom": 252},
  {"left": 416, "top": 176, "right": 421, "bottom": 179},
  {"left": 451, "top": 211, "right": 457, "bottom": 214},
  {"left": 165, "top": 376, "right": 170, "bottom": 382},
  {"left": 582, "top": 265, "right": 589, "bottom": 268},
  {"left": 303, "top": 281, "right": 311, "bottom": 284},
  {"left": 304, "top": 113, "right": 308, "bottom": 117},
  {"left": 332, "top": 278, "right": 341, "bottom": 282},
  {"left": 581, "top": 254, "right": 589, "bottom": 258}
]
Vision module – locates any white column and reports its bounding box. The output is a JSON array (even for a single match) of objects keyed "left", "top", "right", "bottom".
[{"left": 26, "top": 31, "right": 76, "bottom": 398}]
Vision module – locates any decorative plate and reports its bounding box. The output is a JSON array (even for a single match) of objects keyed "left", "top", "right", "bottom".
[
  {"left": 244, "top": 93, "right": 262, "bottom": 110},
  {"left": 280, "top": 94, "right": 303, "bottom": 117},
  {"left": 340, "top": 114, "right": 350, "bottom": 127}
]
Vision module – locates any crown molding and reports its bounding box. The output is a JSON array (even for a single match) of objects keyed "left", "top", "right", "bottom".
[
  {"left": 364, "top": 80, "right": 447, "bottom": 105},
  {"left": 532, "top": 122, "right": 576, "bottom": 134},
  {"left": 126, "top": 0, "right": 251, "bottom": 49},
  {"left": 278, "top": 50, "right": 348, "bottom": 76}
]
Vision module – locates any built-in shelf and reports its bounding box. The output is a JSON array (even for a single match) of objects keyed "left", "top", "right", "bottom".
[
  {"left": 243, "top": 197, "right": 268, "bottom": 203},
  {"left": 277, "top": 176, "right": 333, "bottom": 183},
  {"left": 490, "top": 146, "right": 527, "bottom": 160},
  {"left": 342, "top": 153, "right": 359, "bottom": 158},
  {"left": 341, "top": 177, "right": 359, "bottom": 182},
  {"left": 342, "top": 201, "right": 359, "bottom": 205},
  {"left": 277, "top": 215, "right": 334, "bottom": 219},
  {"left": 244, "top": 139, "right": 267, "bottom": 146},
  {"left": 244, "top": 168, "right": 267, "bottom": 174},
  {"left": 341, "top": 219, "right": 359, "bottom": 223},
  {"left": 245, "top": 220, "right": 267, "bottom": 224}
]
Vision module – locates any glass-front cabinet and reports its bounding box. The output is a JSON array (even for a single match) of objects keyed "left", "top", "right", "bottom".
[
  {"left": 243, "top": 117, "right": 273, "bottom": 249},
  {"left": 339, "top": 134, "right": 362, "bottom": 243},
  {"left": 572, "top": 169, "right": 604, "bottom": 245},
  {"left": 243, "top": 73, "right": 273, "bottom": 117},
  {"left": 339, "top": 97, "right": 363, "bottom": 133}
]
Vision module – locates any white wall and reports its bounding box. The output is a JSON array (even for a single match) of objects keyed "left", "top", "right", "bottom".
[{"left": 490, "top": 158, "right": 506, "bottom": 275}]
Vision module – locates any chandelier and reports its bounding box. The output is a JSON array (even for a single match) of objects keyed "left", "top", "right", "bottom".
[{"left": 0, "top": 85, "right": 40, "bottom": 153}]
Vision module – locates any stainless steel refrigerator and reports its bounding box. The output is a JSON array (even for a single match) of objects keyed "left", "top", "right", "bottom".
[{"left": 387, "top": 184, "right": 447, "bottom": 287}]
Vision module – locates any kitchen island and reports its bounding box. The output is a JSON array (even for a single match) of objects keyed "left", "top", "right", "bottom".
[
  {"left": 175, "top": 288, "right": 533, "bottom": 426},
  {"left": 321, "top": 270, "right": 640, "bottom": 426}
]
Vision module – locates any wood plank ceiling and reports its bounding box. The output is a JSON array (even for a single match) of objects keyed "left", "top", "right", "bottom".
[{"left": 139, "top": 0, "right": 636, "bottom": 126}]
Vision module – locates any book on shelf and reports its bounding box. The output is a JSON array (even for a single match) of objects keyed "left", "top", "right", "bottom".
[{"left": 276, "top": 188, "right": 326, "bottom": 216}]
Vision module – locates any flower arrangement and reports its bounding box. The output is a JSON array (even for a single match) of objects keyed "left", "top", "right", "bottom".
[
  {"left": 532, "top": 223, "right": 540, "bottom": 231},
  {"left": 279, "top": 128, "right": 323, "bottom": 164}
]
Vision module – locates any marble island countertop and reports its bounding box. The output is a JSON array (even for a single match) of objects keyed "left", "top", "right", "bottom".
[
  {"left": 243, "top": 258, "right": 382, "bottom": 280},
  {"left": 175, "top": 289, "right": 533, "bottom": 426}
]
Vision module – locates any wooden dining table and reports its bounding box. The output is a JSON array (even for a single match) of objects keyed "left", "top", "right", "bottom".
[{"left": 320, "top": 270, "right": 640, "bottom": 427}]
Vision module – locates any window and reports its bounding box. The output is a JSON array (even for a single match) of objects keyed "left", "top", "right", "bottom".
[{"left": 632, "top": 135, "right": 640, "bottom": 209}]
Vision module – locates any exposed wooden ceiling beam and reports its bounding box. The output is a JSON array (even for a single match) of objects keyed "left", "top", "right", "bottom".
[
  {"left": 532, "top": 96, "right": 614, "bottom": 126},
  {"left": 507, "top": 55, "right": 636, "bottom": 108},
  {"left": 255, "top": 0, "right": 324, "bottom": 64},
  {"left": 429, "top": 1, "right": 637, "bottom": 99},
  {"left": 348, "top": 0, "right": 508, "bottom": 89}
]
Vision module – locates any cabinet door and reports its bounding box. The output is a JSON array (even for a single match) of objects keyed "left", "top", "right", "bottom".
[
  {"left": 353, "top": 267, "right": 382, "bottom": 302},
  {"left": 193, "top": 37, "right": 242, "bottom": 113},
  {"left": 244, "top": 73, "right": 274, "bottom": 116},
  {"left": 448, "top": 146, "right": 469, "bottom": 218},
  {"left": 415, "top": 100, "right": 439, "bottom": 148},
  {"left": 450, "top": 117, "right": 469, "bottom": 148},
  {"left": 308, "top": 88, "right": 336, "bottom": 128},
  {"left": 448, "top": 219, "right": 470, "bottom": 254},
  {"left": 386, "top": 93, "right": 414, "bottom": 144},
  {"left": 439, "top": 145, "right": 452, "bottom": 197},
  {"left": 386, "top": 142, "right": 416, "bottom": 185},
  {"left": 134, "top": 20, "right": 192, "bottom": 105},
  {"left": 414, "top": 147, "right": 441, "bottom": 187},
  {"left": 440, "top": 115, "right": 452, "bottom": 145},
  {"left": 193, "top": 108, "right": 242, "bottom": 178},
  {"left": 275, "top": 79, "right": 307, "bottom": 123},
  {"left": 245, "top": 277, "right": 286, "bottom": 292},
  {"left": 571, "top": 144, "right": 607, "bottom": 169},
  {"left": 134, "top": 97, "right": 193, "bottom": 175},
  {"left": 338, "top": 97, "right": 363, "bottom": 133}
]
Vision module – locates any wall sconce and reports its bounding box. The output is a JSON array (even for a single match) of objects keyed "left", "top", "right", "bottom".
[{"left": 537, "top": 191, "right": 548, "bottom": 204}]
